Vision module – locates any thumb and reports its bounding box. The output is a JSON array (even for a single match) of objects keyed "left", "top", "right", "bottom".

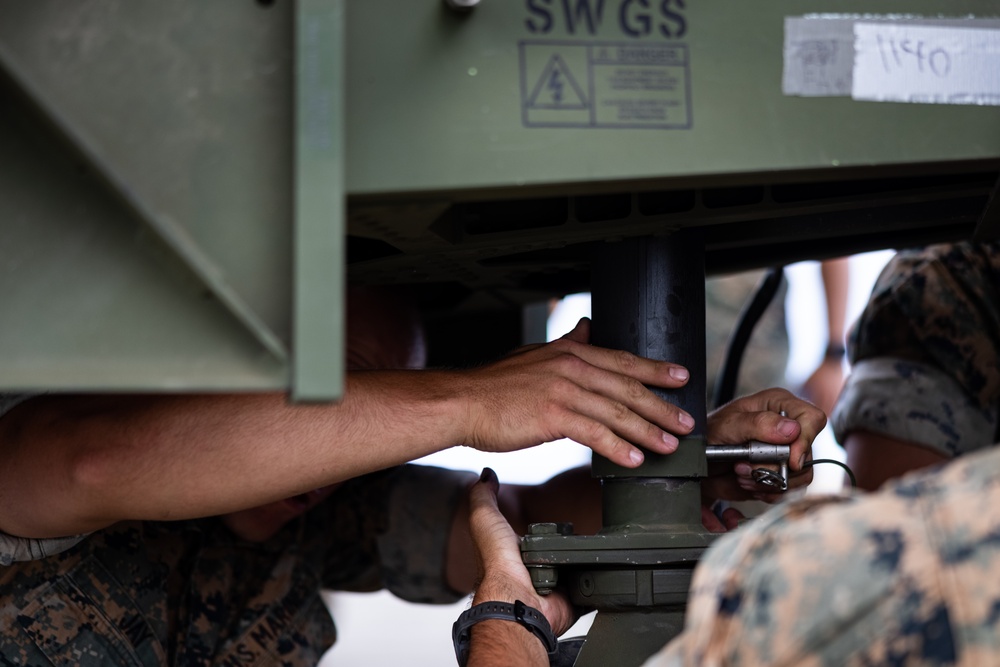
[
  {"left": 468, "top": 468, "right": 520, "bottom": 575},
  {"left": 560, "top": 317, "right": 591, "bottom": 344},
  {"left": 469, "top": 468, "right": 509, "bottom": 545},
  {"left": 469, "top": 467, "right": 501, "bottom": 515}
]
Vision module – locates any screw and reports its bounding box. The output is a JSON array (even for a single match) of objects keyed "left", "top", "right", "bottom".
[
  {"left": 527, "top": 522, "right": 573, "bottom": 536},
  {"left": 444, "top": 0, "right": 480, "bottom": 11},
  {"left": 528, "top": 565, "right": 558, "bottom": 595}
]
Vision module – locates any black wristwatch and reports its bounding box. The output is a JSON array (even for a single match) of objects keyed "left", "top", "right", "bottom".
[
  {"left": 452, "top": 600, "right": 558, "bottom": 666},
  {"left": 824, "top": 343, "right": 847, "bottom": 360}
]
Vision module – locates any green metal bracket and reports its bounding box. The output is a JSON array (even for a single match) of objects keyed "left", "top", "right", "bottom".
[{"left": 294, "top": 0, "right": 346, "bottom": 401}]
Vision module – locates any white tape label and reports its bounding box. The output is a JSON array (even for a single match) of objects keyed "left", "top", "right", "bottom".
[{"left": 852, "top": 23, "right": 1000, "bottom": 106}]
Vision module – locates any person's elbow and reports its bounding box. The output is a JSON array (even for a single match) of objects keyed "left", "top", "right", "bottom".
[{"left": 0, "top": 406, "right": 123, "bottom": 538}]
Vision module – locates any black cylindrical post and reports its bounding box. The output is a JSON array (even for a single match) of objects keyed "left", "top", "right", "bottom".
[{"left": 590, "top": 231, "right": 706, "bottom": 527}]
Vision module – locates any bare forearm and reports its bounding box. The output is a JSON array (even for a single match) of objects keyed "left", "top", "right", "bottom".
[
  {"left": 0, "top": 325, "right": 697, "bottom": 539},
  {"left": 0, "top": 371, "right": 469, "bottom": 537},
  {"left": 821, "top": 257, "right": 850, "bottom": 346},
  {"left": 467, "top": 574, "right": 557, "bottom": 667},
  {"left": 464, "top": 473, "right": 576, "bottom": 667},
  {"left": 468, "top": 575, "right": 555, "bottom": 667},
  {"left": 467, "top": 620, "right": 548, "bottom": 667}
]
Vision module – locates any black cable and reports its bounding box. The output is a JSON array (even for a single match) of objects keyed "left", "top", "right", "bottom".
[
  {"left": 712, "top": 266, "right": 786, "bottom": 410},
  {"left": 803, "top": 458, "right": 857, "bottom": 488}
]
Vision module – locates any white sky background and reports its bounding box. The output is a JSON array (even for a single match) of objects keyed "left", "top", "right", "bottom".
[{"left": 322, "top": 251, "right": 895, "bottom": 666}]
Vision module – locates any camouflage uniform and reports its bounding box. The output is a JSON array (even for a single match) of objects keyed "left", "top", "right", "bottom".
[
  {"left": 0, "top": 395, "right": 476, "bottom": 666},
  {"left": 646, "top": 443, "right": 1000, "bottom": 667},
  {"left": 644, "top": 242, "right": 1000, "bottom": 666},
  {"left": 832, "top": 242, "right": 1000, "bottom": 456}
]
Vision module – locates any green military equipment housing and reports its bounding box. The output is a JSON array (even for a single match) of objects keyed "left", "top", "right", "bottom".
[
  {"left": 2, "top": 2, "right": 998, "bottom": 665},
  {"left": 2, "top": 0, "right": 997, "bottom": 398}
]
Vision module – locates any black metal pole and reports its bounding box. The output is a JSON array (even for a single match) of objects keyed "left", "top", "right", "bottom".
[
  {"left": 567, "top": 231, "right": 709, "bottom": 667},
  {"left": 590, "top": 231, "right": 706, "bottom": 526}
]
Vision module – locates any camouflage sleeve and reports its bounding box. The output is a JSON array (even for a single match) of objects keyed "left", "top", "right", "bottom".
[
  {"left": 832, "top": 357, "right": 997, "bottom": 458},
  {"left": 374, "top": 465, "right": 478, "bottom": 604},
  {"left": 645, "top": 445, "right": 1000, "bottom": 667},
  {"left": 314, "top": 464, "right": 477, "bottom": 604},
  {"left": 846, "top": 242, "right": 1000, "bottom": 417}
]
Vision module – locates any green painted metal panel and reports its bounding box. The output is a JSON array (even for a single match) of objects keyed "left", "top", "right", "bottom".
[
  {"left": 0, "top": 1, "right": 296, "bottom": 353},
  {"left": 295, "top": 0, "right": 346, "bottom": 401},
  {"left": 0, "top": 85, "right": 287, "bottom": 390},
  {"left": 0, "top": 0, "right": 343, "bottom": 395},
  {"left": 345, "top": 0, "right": 1000, "bottom": 197},
  {"left": 1, "top": 0, "right": 998, "bottom": 392}
]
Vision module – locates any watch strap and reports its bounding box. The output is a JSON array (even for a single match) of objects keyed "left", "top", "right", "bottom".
[
  {"left": 452, "top": 600, "right": 557, "bottom": 666},
  {"left": 825, "top": 343, "right": 847, "bottom": 359}
]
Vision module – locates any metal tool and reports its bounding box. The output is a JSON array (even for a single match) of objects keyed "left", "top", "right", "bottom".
[{"left": 704, "top": 441, "right": 791, "bottom": 492}]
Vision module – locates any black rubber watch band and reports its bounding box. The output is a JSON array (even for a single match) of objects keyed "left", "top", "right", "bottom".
[
  {"left": 452, "top": 600, "right": 557, "bottom": 666},
  {"left": 825, "top": 344, "right": 847, "bottom": 359}
]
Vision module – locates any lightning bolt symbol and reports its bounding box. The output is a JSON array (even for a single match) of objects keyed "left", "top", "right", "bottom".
[{"left": 548, "top": 68, "right": 564, "bottom": 104}]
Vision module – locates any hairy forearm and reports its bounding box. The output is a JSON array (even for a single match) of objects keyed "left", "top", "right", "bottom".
[
  {"left": 467, "top": 579, "right": 555, "bottom": 667},
  {"left": 0, "top": 325, "right": 697, "bottom": 539},
  {"left": 0, "top": 370, "right": 469, "bottom": 538},
  {"left": 463, "top": 472, "right": 577, "bottom": 667},
  {"left": 467, "top": 621, "right": 549, "bottom": 667}
]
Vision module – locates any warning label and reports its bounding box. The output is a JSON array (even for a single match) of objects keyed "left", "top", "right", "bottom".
[{"left": 520, "top": 40, "right": 691, "bottom": 129}]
